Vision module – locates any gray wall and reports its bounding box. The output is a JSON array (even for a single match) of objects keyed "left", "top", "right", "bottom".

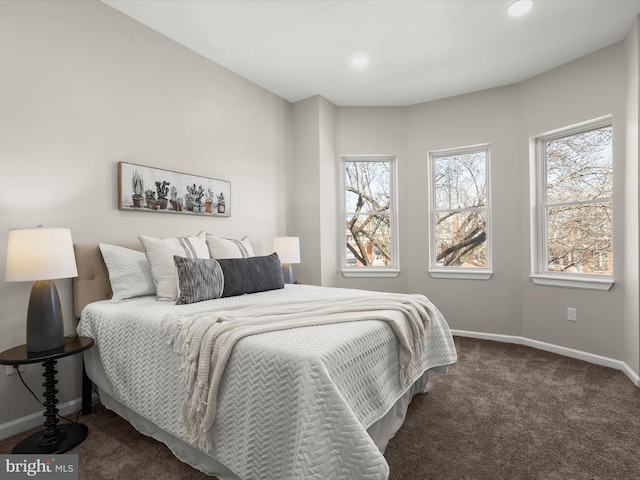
[
  {"left": 623, "top": 17, "right": 640, "bottom": 375},
  {"left": 291, "top": 96, "right": 339, "bottom": 287},
  {"left": 0, "top": 1, "right": 291, "bottom": 424},
  {"left": 519, "top": 44, "right": 627, "bottom": 360}
]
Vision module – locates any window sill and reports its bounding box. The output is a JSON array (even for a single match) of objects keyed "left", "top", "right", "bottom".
[
  {"left": 341, "top": 268, "right": 400, "bottom": 278},
  {"left": 429, "top": 269, "right": 493, "bottom": 280},
  {"left": 530, "top": 274, "right": 614, "bottom": 291}
]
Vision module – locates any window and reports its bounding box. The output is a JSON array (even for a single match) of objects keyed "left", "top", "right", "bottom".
[
  {"left": 342, "top": 155, "right": 398, "bottom": 277},
  {"left": 428, "top": 145, "right": 491, "bottom": 279},
  {"left": 532, "top": 118, "right": 613, "bottom": 290}
]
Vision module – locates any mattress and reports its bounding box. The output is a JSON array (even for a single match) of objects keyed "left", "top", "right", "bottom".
[{"left": 78, "top": 284, "right": 457, "bottom": 480}]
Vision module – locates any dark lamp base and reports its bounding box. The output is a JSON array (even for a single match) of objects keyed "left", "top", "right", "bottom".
[
  {"left": 26, "top": 280, "right": 65, "bottom": 353},
  {"left": 12, "top": 423, "right": 88, "bottom": 454}
]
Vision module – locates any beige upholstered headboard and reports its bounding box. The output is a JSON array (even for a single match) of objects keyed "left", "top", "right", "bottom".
[{"left": 73, "top": 244, "right": 142, "bottom": 319}]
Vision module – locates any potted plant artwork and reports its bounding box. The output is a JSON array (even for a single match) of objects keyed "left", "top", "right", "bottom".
[
  {"left": 186, "top": 184, "right": 205, "bottom": 212},
  {"left": 194, "top": 185, "right": 205, "bottom": 213},
  {"left": 118, "top": 162, "right": 231, "bottom": 217},
  {"left": 205, "top": 189, "right": 214, "bottom": 213},
  {"left": 155, "top": 181, "right": 170, "bottom": 210},
  {"left": 131, "top": 171, "right": 144, "bottom": 208},
  {"left": 184, "top": 192, "right": 194, "bottom": 212},
  {"left": 144, "top": 189, "right": 156, "bottom": 209},
  {"left": 217, "top": 192, "right": 226, "bottom": 214},
  {"left": 169, "top": 186, "right": 178, "bottom": 210}
]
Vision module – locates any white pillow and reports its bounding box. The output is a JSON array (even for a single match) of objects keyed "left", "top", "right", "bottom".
[
  {"left": 99, "top": 243, "right": 155, "bottom": 302},
  {"left": 206, "top": 234, "right": 254, "bottom": 259},
  {"left": 139, "top": 232, "right": 210, "bottom": 302}
]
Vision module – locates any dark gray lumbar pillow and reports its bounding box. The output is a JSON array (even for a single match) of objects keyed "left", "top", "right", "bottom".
[{"left": 217, "top": 252, "right": 284, "bottom": 298}]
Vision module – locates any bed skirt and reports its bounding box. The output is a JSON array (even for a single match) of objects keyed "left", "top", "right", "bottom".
[{"left": 97, "top": 364, "right": 448, "bottom": 480}]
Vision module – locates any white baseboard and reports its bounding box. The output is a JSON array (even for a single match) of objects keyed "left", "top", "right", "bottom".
[
  {"left": 451, "top": 329, "right": 640, "bottom": 387},
  {"left": 0, "top": 397, "right": 85, "bottom": 441}
]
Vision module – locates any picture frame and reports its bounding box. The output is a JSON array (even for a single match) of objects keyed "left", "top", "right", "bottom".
[{"left": 118, "top": 162, "right": 231, "bottom": 217}]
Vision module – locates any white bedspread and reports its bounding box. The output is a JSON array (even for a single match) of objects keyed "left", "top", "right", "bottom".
[{"left": 78, "top": 285, "right": 457, "bottom": 480}]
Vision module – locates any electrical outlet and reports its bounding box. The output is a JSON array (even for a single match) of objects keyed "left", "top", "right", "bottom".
[
  {"left": 567, "top": 307, "right": 577, "bottom": 322},
  {"left": 5, "top": 365, "right": 25, "bottom": 376}
]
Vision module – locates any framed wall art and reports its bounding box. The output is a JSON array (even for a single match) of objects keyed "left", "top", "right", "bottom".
[{"left": 118, "top": 162, "right": 231, "bottom": 217}]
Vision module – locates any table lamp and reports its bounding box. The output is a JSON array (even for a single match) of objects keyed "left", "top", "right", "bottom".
[
  {"left": 273, "top": 236, "right": 300, "bottom": 284},
  {"left": 5, "top": 226, "right": 78, "bottom": 352}
]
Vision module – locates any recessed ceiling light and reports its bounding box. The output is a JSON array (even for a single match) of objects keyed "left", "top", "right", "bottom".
[
  {"left": 350, "top": 54, "right": 370, "bottom": 70},
  {"left": 508, "top": 0, "right": 533, "bottom": 17}
]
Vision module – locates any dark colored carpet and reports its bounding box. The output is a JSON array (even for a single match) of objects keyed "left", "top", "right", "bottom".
[{"left": 2, "top": 337, "right": 639, "bottom": 479}]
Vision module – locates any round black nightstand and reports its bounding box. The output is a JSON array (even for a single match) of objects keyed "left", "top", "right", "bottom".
[{"left": 0, "top": 335, "right": 94, "bottom": 454}]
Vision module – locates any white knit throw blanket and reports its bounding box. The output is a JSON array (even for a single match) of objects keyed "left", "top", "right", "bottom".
[{"left": 163, "top": 292, "right": 438, "bottom": 449}]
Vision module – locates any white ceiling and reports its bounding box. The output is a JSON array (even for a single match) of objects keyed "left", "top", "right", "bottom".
[{"left": 102, "top": 0, "right": 640, "bottom": 107}]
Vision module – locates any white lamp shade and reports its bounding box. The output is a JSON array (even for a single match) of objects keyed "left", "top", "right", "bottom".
[
  {"left": 273, "top": 237, "right": 300, "bottom": 264},
  {"left": 5, "top": 227, "right": 78, "bottom": 282}
]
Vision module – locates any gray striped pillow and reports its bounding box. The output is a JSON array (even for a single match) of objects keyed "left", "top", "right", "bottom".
[
  {"left": 139, "top": 232, "right": 210, "bottom": 302},
  {"left": 174, "top": 256, "right": 224, "bottom": 305},
  {"left": 206, "top": 234, "right": 254, "bottom": 259}
]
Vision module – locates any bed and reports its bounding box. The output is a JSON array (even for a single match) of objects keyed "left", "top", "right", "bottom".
[{"left": 73, "top": 235, "right": 457, "bottom": 480}]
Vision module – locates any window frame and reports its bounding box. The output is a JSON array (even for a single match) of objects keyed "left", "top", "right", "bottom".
[
  {"left": 427, "top": 144, "right": 493, "bottom": 280},
  {"left": 530, "top": 116, "right": 614, "bottom": 291},
  {"left": 340, "top": 154, "right": 399, "bottom": 278}
]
